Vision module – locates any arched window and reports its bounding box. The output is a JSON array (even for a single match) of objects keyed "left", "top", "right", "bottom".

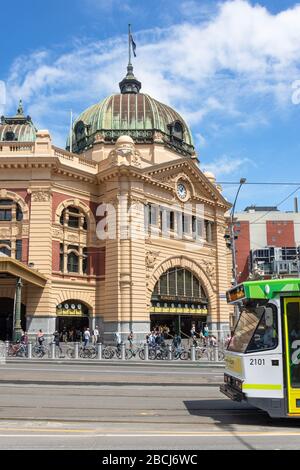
[
  {"left": 0, "top": 199, "right": 23, "bottom": 222},
  {"left": 153, "top": 267, "right": 206, "bottom": 300},
  {"left": 0, "top": 240, "right": 11, "bottom": 256},
  {"left": 67, "top": 251, "right": 79, "bottom": 273},
  {"left": 5, "top": 131, "right": 16, "bottom": 141},
  {"left": 169, "top": 121, "right": 184, "bottom": 142},
  {"left": 60, "top": 206, "right": 87, "bottom": 230},
  {"left": 75, "top": 121, "right": 86, "bottom": 140}
]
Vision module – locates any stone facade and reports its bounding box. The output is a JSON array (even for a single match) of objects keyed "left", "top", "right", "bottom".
[
  {"left": 0, "top": 132, "right": 232, "bottom": 341},
  {"left": 0, "top": 77, "right": 233, "bottom": 342}
]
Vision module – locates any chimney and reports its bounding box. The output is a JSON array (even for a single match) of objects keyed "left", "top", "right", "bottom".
[{"left": 294, "top": 197, "right": 299, "bottom": 213}]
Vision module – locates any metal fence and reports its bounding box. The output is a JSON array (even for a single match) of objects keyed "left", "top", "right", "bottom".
[{"left": 3, "top": 340, "right": 225, "bottom": 362}]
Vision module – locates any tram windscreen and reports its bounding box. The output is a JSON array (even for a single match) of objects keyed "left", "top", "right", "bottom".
[{"left": 228, "top": 306, "right": 266, "bottom": 353}]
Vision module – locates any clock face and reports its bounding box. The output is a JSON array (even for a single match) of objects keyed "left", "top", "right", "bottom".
[{"left": 177, "top": 182, "right": 188, "bottom": 200}]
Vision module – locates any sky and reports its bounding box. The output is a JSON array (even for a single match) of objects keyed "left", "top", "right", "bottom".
[{"left": 0, "top": 0, "right": 300, "bottom": 212}]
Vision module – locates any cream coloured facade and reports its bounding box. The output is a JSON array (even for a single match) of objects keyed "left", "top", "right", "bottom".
[{"left": 0, "top": 66, "right": 232, "bottom": 342}]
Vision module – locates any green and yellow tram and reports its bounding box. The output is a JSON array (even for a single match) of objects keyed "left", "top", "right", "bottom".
[{"left": 220, "top": 278, "right": 300, "bottom": 418}]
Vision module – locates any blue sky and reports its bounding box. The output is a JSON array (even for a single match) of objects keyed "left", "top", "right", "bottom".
[{"left": 1, "top": 0, "right": 300, "bottom": 212}]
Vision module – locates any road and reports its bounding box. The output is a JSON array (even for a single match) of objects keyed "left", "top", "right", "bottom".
[{"left": 1, "top": 362, "right": 300, "bottom": 450}]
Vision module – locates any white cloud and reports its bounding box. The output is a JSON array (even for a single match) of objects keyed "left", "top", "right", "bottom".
[
  {"left": 4, "top": 0, "right": 300, "bottom": 143},
  {"left": 201, "top": 154, "right": 254, "bottom": 178}
]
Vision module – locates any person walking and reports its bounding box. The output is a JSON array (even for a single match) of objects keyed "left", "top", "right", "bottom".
[
  {"left": 36, "top": 329, "right": 45, "bottom": 346},
  {"left": 190, "top": 324, "right": 198, "bottom": 347},
  {"left": 203, "top": 324, "right": 209, "bottom": 346},
  {"left": 83, "top": 328, "right": 90, "bottom": 349},
  {"left": 53, "top": 330, "right": 63, "bottom": 357},
  {"left": 93, "top": 326, "right": 99, "bottom": 345},
  {"left": 128, "top": 331, "right": 134, "bottom": 350},
  {"left": 21, "top": 331, "right": 28, "bottom": 345}
]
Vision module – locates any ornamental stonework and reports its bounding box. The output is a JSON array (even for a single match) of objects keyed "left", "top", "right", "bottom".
[
  {"left": 31, "top": 191, "right": 51, "bottom": 202},
  {"left": 217, "top": 224, "right": 227, "bottom": 235},
  {"left": 202, "top": 259, "right": 216, "bottom": 282},
  {"left": 0, "top": 228, "right": 10, "bottom": 238},
  {"left": 146, "top": 251, "right": 160, "bottom": 269},
  {"left": 52, "top": 228, "right": 62, "bottom": 239}
]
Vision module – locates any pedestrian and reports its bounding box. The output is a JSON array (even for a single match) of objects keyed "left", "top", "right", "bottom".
[
  {"left": 36, "top": 329, "right": 45, "bottom": 346},
  {"left": 53, "top": 330, "right": 63, "bottom": 356},
  {"left": 203, "top": 324, "right": 209, "bottom": 346},
  {"left": 190, "top": 324, "right": 197, "bottom": 346},
  {"left": 21, "top": 331, "right": 28, "bottom": 345},
  {"left": 172, "top": 333, "right": 182, "bottom": 352},
  {"left": 114, "top": 331, "right": 122, "bottom": 353},
  {"left": 83, "top": 328, "right": 90, "bottom": 348},
  {"left": 224, "top": 334, "right": 231, "bottom": 348},
  {"left": 128, "top": 331, "right": 134, "bottom": 350},
  {"left": 93, "top": 326, "right": 100, "bottom": 345}
]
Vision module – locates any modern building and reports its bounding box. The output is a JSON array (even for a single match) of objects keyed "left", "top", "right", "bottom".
[
  {"left": 234, "top": 205, "right": 300, "bottom": 282},
  {"left": 0, "top": 61, "right": 232, "bottom": 342}
]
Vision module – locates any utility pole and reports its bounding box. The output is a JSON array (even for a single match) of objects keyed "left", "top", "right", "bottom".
[{"left": 229, "top": 178, "right": 246, "bottom": 326}]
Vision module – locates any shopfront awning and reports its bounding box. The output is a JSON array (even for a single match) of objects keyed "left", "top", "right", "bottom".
[{"left": 0, "top": 255, "right": 47, "bottom": 288}]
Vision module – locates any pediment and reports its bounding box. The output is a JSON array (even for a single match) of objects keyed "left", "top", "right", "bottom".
[{"left": 144, "top": 159, "right": 230, "bottom": 208}]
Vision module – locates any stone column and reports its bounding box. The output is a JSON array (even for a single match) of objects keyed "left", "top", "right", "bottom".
[{"left": 14, "top": 278, "right": 23, "bottom": 342}]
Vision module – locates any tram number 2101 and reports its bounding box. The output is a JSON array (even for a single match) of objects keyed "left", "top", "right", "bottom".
[{"left": 249, "top": 358, "right": 265, "bottom": 366}]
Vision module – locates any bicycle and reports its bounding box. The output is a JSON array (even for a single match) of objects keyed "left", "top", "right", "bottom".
[
  {"left": 32, "top": 342, "right": 50, "bottom": 358},
  {"left": 7, "top": 342, "right": 28, "bottom": 358},
  {"left": 66, "top": 344, "right": 97, "bottom": 359}
]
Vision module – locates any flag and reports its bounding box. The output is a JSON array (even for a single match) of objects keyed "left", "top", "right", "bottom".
[{"left": 130, "top": 34, "right": 137, "bottom": 57}]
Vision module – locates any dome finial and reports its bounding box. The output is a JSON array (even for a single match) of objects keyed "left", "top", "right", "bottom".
[
  {"left": 17, "top": 99, "right": 24, "bottom": 116},
  {"left": 119, "top": 25, "right": 141, "bottom": 94}
]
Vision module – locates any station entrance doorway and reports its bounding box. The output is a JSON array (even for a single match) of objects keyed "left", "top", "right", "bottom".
[{"left": 150, "top": 267, "right": 209, "bottom": 338}]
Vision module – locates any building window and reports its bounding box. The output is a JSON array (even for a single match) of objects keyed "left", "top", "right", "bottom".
[
  {"left": 60, "top": 206, "right": 87, "bottom": 230},
  {"left": 5, "top": 131, "right": 16, "bottom": 141},
  {"left": 153, "top": 267, "right": 206, "bottom": 301},
  {"left": 59, "top": 244, "right": 64, "bottom": 272},
  {"left": 16, "top": 240, "right": 22, "bottom": 261},
  {"left": 0, "top": 199, "right": 23, "bottom": 222},
  {"left": 67, "top": 251, "right": 79, "bottom": 273},
  {"left": 83, "top": 248, "right": 88, "bottom": 274},
  {"left": 0, "top": 240, "right": 11, "bottom": 256}
]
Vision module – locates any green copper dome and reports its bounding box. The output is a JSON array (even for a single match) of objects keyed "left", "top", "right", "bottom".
[
  {"left": 67, "top": 68, "right": 195, "bottom": 157},
  {"left": 0, "top": 100, "right": 37, "bottom": 143}
]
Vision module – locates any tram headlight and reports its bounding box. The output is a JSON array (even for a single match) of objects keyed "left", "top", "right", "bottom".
[{"left": 234, "top": 379, "right": 243, "bottom": 390}]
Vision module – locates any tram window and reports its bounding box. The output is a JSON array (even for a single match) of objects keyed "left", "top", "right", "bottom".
[
  {"left": 246, "top": 306, "right": 278, "bottom": 353},
  {"left": 228, "top": 304, "right": 278, "bottom": 353},
  {"left": 286, "top": 301, "right": 300, "bottom": 388}
]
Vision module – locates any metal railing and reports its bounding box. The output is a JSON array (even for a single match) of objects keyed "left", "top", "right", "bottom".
[{"left": 3, "top": 340, "right": 225, "bottom": 363}]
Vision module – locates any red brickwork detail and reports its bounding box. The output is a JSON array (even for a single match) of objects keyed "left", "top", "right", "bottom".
[
  {"left": 266, "top": 220, "right": 295, "bottom": 247},
  {"left": 52, "top": 240, "right": 61, "bottom": 271},
  {"left": 21, "top": 238, "right": 29, "bottom": 264},
  {"left": 235, "top": 221, "right": 250, "bottom": 283}
]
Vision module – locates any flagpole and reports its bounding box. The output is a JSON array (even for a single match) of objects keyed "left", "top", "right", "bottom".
[
  {"left": 128, "top": 24, "right": 131, "bottom": 65},
  {"left": 70, "top": 109, "right": 73, "bottom": 153}
]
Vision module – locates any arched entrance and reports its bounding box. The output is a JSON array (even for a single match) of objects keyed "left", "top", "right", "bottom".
[
  {"left": 56, "top": 301, "right": 89, "bottom": 342},
  {"left": 150, "top": 267, "right": 208, "bottom": 337},
  {"left": 0, "top": 298, "right": 26, "bottom": 341}
]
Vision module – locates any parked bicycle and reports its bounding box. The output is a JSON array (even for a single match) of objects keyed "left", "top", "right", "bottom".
[
  {"left": 32, "top": 342, "right": 50, "bottom": 358},
  {"left": 7, "top": 342, "right": 28, "bottom": 358},
  {"left": 66, "top": 344, "right": 97, "bottom": 359},
  {"left": 102, "top": 344, "right": 132, "bottom": 359}
]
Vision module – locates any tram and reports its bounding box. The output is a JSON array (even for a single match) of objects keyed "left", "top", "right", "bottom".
[{"left": 220, "top": 278, "right": 300, "bottom": 418}]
